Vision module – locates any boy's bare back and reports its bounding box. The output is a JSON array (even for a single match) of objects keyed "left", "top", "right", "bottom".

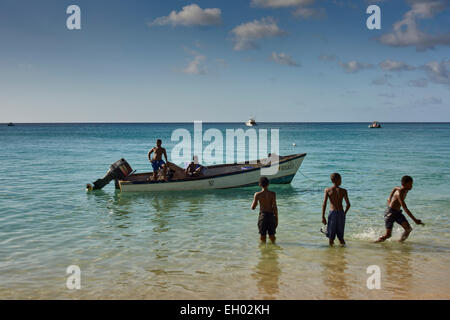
[
  {"left": 325, "top": 186, "right": 348, "bottom": 212},
  {"left": 387, "top": 186, "right": 407, "bottom": 210},
  {"left": 254, "top": 190, "right": 277, "bottom": 213}
]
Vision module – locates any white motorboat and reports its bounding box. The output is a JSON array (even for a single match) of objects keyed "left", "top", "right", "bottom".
[{"left": 118, "top": 153, "right": 306, "bottom": 192}]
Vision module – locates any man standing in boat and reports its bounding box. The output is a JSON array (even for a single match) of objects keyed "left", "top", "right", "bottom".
[{"left": 148, "top": 139, "right": 168, "bottom": 181}]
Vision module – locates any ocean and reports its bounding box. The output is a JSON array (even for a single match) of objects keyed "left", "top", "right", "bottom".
[{"left": 0, "top": 123, "right": 449, "bottom": 299}]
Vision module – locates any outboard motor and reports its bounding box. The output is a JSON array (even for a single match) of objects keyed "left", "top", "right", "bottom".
[{"left": 87, "top": 159, "right": 133, "bottom": 191}]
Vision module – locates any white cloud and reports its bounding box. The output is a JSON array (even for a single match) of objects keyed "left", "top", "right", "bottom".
[
  {"left": 319, "top": 54, "right": 337, "bottom": 61},
  {"left": 407, "top": 0, "right": 447, "bottom": 18},
  {"left": 178, "top": 48, "right": 207, "bottom": 75},
  {"left": 415, "top": 96, "right": 443, "bottom": 105},
  {"left": 231, "top": 17, "right": 286, "bottom": 51},
  {"left": 216, "top": 58, "right": 228, "bottom": 68},
  {"left": 408, "top": 78, "right": 428, "bottom": 87},
  {"left": 378, "top": 0, "right": 450, "bottom": 51},
  {"left": 251, "top": 0, "right": 315, "bottom": 8},
  {"left": 251, "top": 0, "right": 325, "bottom": 19},
  {"left": 422, "top": 60, "right": 450, "bottom": 86},
  {"left": 371, "top": 74, "right": 393, "bottom": 86},
  {"left": 332, "top": 0, "right": 358, "bottom": 9},
  {"left": 378, "top": 93, "right": 396, "bottom": 98},
  {"left": 182, "top": 54, "right": 207, "bottom": 75},
  {"left": 150, "top": 4, "right": 222, "bottom": 27},
  {"left": 270, "top": 52, "right": 300, "bottom": 67},
  {"left": 379, "top": 59, "right": 415, "bottom": 71},
  {"left": 293, "top": 7, "right": 326, "bottom": 19},
  {"left": 339, "top": 60, "right": 374, "bottom": 73}
]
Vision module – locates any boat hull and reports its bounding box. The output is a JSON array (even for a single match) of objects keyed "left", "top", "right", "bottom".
[{"left": 119, "top": 154, "right": 306, "bottom": 192}]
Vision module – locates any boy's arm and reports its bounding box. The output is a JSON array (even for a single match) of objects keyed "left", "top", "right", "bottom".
[
  {"left": 251, "top": 193, "right": 258, "bottom": 210},
  {"left": 398, "top": 190, "right": 423, "bottom": 225},
  {"left": 147, "top": 148, "right": 154, "bottom": 161},
  {"left": 322, "top": 189, "right": 328, "bottom": 225},
  {"left": 272, "top": 193, "right": 278, "bottom": 227},
  {"left": 344, "top": 189, "right": 351, "bottom": 214},
  {"left": 163, "top": 148, "right": 168, "bottom": 162}
]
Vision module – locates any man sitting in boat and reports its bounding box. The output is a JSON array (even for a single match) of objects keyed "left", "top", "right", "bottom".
[
  {"left": 148, "top": 139, "right": 168, "bottom": 181},
  {"left": 185, "top": 155, "right": 205, "bottom": 178}
]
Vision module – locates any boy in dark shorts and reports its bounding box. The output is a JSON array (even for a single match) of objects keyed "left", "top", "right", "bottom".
[
  {"left": 375, "top": 176, "right": 424, "bottom": 243},
  {"left": 148, "top": 139, "right": 168, "bottom": 181},
  {"left": 322, "top": 173, "right": 351, "bottom": 246},
  {"left": 251, "top": 177, "right": 278, "bottom": 243}
]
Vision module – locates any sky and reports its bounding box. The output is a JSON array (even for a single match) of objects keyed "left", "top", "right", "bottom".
[{"left": 0, "top": 0, "right": 449, "bottom": 122}]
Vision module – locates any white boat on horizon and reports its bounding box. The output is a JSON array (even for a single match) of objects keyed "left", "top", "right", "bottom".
[
  {"left": 245, "top": 117, "right": 257, "bottom": 127},
  {"left": 118, "top": 153, "right": 306, "bottom": 192},
  {"left": 369, "top": 121, "right": 382, "bottom": 128}
]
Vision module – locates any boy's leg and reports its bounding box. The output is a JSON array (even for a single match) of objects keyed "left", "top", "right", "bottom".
[
  {"left": 376, "top": 210, "right": 394, "bottom": 242},
  {"left": 268, "top": 215, "right": 276, "bottom": 244},
  {"left": 258, "top": 214, "right": 266, "bottom": 242},
  {"left": 150, "top": 161, "right": 157, "bottom": 181},
  {"left": 327, "top": 211, "right": 337, "bottom": 246},
  {"left": 399, "top": 221, "right": 412, "bottom": 242},
  {"left": 337, "top": 211, "right": 346, "bottom": 246},
  {"left": 375, "top": 229, "right": 392, "bottom": 242}
]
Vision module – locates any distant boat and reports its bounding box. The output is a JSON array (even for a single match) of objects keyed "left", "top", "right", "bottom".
[
  {"left": 7, "top": 122, "right": 15, "bottom": 127},
  {"left": 245, "top": 117, "right": 257, "bottom": 127},
  {"left": 368, "top": 121, "right": 381, "bottom": 128}
]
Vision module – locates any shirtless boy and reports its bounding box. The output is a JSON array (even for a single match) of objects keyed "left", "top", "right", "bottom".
[
  {"left": 322, "top": 173, "right": 351, "bottom": 246},
  {"left": 185, "top": 155, "right": 205, "bottom": 178},
  {"left": 375, "top": 176, "right": 424, "bottom": 243},
  {"left": 251, "top": 177, "right": 278, "bottom": 243},
  {"left": 148, "top": 139, "right": 168, "bottom": 181}
]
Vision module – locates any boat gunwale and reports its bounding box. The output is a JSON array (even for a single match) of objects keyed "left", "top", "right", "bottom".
[{"left": 120, "top": 153, "right": 306, "bottom": 185}]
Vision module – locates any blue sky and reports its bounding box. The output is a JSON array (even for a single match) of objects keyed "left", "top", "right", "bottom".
[{"left": 0, "top": 0, "right": 449, "bottom": 122}]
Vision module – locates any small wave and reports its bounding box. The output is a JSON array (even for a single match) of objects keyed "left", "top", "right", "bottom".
[
  {"left": 352, "top": 227, "right": 381, "bottom": 241},
  {"left": 352, "top": 226, "right": 409, "bottom": 241}
]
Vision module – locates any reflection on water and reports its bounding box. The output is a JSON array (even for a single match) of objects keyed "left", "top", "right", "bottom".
[
  {"left": 381, "top": 244, "right": 413, "bottom": 298},
  {"left": 252, "top": 244, "right": 282, "bottom": 299},
  {"left": 320, "top": 248, "right": 349, "bottom": 299},
  {"left": 79, "top": 185, "right": 449, "bottom": 300}
]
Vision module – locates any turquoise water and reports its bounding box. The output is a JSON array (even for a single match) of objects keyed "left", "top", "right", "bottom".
[{"left": 1, "top": 123, "right": 449, "bottom": 299}]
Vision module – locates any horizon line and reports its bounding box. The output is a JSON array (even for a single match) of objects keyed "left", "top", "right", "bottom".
[{"left": 2, "top": 121, "right": 450, "bottom": 124}]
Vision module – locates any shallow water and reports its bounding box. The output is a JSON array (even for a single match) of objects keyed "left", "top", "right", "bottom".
[{"left": 0, "top": 123, "right": 449, "bottom": 299}]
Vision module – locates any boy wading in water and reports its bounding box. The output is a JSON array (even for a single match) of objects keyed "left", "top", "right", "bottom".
[
  {"left": 375, "top": 176, "right": 424, "bottom": 243},
  {"left": 322, "top": 173, "right": 351, "bottom": 246},
  {"left": 251, "top": 177, "right": 278, "bottom": 243}
]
